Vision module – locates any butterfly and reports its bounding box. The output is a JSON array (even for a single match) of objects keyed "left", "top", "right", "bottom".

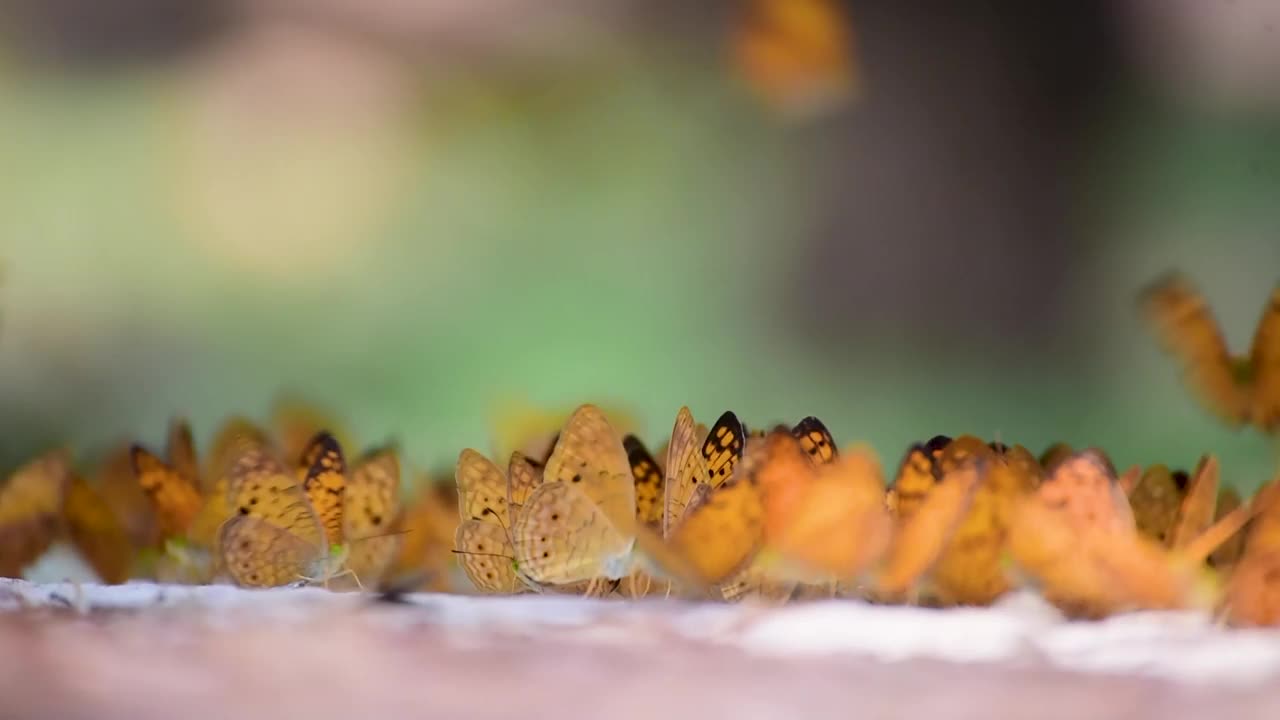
[
  {"left": 875, "top": 439, "right": 987, "bottom": 602},
  {"left": 1128, "top": 456, "right": 1221, "bottom": 551},
  {"left": 455, "top": 448, "right": 607, "bottom": 595},
  {"left": 511, "top": 405, "right": 637, "bottom": 591},
  {"left": 622, "top": 408, "right": 748, "bottom": 597},
  {"left": 388, "top": 479, "right": 459, "bottom": 593},
  {"left": 216, "top": 442, "right": 352, "bottom": 589},
  {"left": 885, "top": 435, "right": 952, "bottom": 521},
  {"left": 62, "top": 474, "right": 133, "bottom": 584},
  {"left": 1222, "top": 477, "right": 1280, "bottom": 625},
  {"left": 922, "top": 438, "right": 1043, "bottom": 606},
  {"left": 1007, "top": 449, "right": 1255, "bottom": 618},
  {"left": 93, "top": 443, "right": 162, "bottom": 553},
  {"left": 1140, "top": 272, "right": 1280, "bottom": 431},
  {"left": 719, "top": 417, "right": 830, "bottom": 602},
  {"left": 131, "top": 418, "right": 204, "bottom": 540},
  {"left": 730, "top": 0, "right": 858, "bottom": 120},
  {"left": 0, "top": 449, "right": 73, "bottom": 578},
  {"left": 298, "top": 432, "right": 404, "bottom": 588},
  {"left": 755, "top": 430, "right": 891, "bottom": 585},
  {"left": 1209, "top": 487, "right": 1247, "bottom": 571}
]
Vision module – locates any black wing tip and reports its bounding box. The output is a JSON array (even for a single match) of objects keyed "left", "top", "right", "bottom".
[
  {"left": 711, "top": 410, "right": 745, "bottom": 434},
  {"left": 622, "top": 434, "right": 653, "bottom": 462},
  {"left": 790, "top": 416, "right": 831, "bottom": 436},
  {"left": 302, "top": 430, "right": 346, "bottom": 472}
]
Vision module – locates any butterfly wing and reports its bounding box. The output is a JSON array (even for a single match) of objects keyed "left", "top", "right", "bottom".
[
  {"left": 455, "top": 449, "right": 511, "bottom": 526},
  {"left": 131, "top": 445, "right": 203, "bottom": 539},
  {"left": 1249, "top": 285, "right": 1280, "bottom": 430},
  {"left": 1128, "top": 464, "right": 1182, "bottom": 546},
  {"left": 731, "top": 0, "right": 858, "bottom": 119},
  {"left": 506, "top": 452, "right": 544, "bottom": 511},
  {"left": 300, "top": 432, "right": 346, "bottom": 546},
  {"left": 224, "top": 446, "right": 326, "bottom": 549},
  {"left": 623, "top": 435, "right": 664, "bottom": 530},
  {"left": 204, "top": 416, "right": 271, "bottom": 494},
  {"left": 876, "top": 449, "right": 984, "bottom": 599},
  {"left": 344, "top": 449, "right": 402, "bottom": 586},
  {"left": 1170, "top": 455, "right": 1219, "bottom": 550},
  {"left": 512, "top": 481, "right": 632, "bottom": 585},
  {"left": 0, "top": 449, "right": 72, "bottom": 577},
  {"left": 791, "top": 416, "right": 837, "bottom": 465},
  {"left": 454, "top": 518, "right": 520, "bottom": 594},
  {"left": 63, "top": 475, "right": 133, "bottom": 584},
  {"left": 665, "top": 479, "right": 765, "bottom": 587},
  {"left": 166, "top": 418, "right": 200, "bottom": 487},
  {"left": 887, "top": 437, "right": 948, "bottom": 521},
  {"left": 542, "top": 405, "right": 635, "bottom": 539},
  {"left": 1140, "top": 273, "right": 1249, "bottom": 427},
  {"left": 663, "top": 407, "right": 712, "bottom": 535},
  {"left": 702, "top": 411, "right": 747, "bottom": 485},
  {"left": 767, "top": 445, "right": 889, "bottom": 581},
  {"left": 219, "top": 515, "right": 328, "bottom": 588}
]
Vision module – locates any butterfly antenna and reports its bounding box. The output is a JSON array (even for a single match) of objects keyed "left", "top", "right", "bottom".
[{"left": 483, "top": 506, "right": 515, "bottom": 544}]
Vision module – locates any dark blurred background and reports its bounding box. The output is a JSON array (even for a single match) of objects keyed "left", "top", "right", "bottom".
[{"left": 2, "top": 0, "right": 1279, "bottom": 494}]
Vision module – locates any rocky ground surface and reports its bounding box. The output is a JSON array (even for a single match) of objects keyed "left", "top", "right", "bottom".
[{"left": 1, "top": 579, "right": 1278, "bottom": 720}]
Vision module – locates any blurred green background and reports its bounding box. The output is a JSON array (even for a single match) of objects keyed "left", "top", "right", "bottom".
[{"left": 2, "top": 0, "right": 1280, "bottom": 489}]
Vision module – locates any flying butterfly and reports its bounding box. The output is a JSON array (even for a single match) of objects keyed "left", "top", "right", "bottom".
[
  {"left": 1140, "top": 272, "right": 1280, "bottom": 431},
  {"left": 730, "top": 0, "right": 859, "bottom": 120}
]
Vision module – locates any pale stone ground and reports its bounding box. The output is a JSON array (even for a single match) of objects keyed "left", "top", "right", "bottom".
[{"left": 2, "top": 579, "right": 1279, "bottom": 720}]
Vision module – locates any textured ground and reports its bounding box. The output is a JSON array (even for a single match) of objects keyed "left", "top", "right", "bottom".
[{"left": 1, "top": 579, "right": 1279, "bottom": 720}]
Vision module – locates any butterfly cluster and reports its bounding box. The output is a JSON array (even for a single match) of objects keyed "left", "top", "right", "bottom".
[
  {"left": 0, "top": 401, "right": 459, "bottom": 594},
  {"left": 450, "top": 403, "right": 1280, "bottom": 626},
  {"left": 1, "top": 272, "right": 1279, "bottom": 627}
]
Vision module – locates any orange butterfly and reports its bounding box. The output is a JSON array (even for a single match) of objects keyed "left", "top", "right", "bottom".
[
  {"left": 1140, "top": 272, "right": 1280, "bottom": 431},
  {"left": 1222, "top": 478, "right": 1280, "bottom": 625},
  {"left": 0, "top": 450, "right": 73, "bottom": 578},
  {"left": 923, "top": 438, "right": 1043, "bottom": 606},
  {"left": 730, "top": 0, "right": 859, "bottom": 119},
  {"left": 1008, "top": 449, "right": 1254, "bottom": 618},
  {"left": 131, "top": 418, "right": 204, "bottom": 540},
  {"left": 62, "top": 474, "right": 134, "bottom": 584}
]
